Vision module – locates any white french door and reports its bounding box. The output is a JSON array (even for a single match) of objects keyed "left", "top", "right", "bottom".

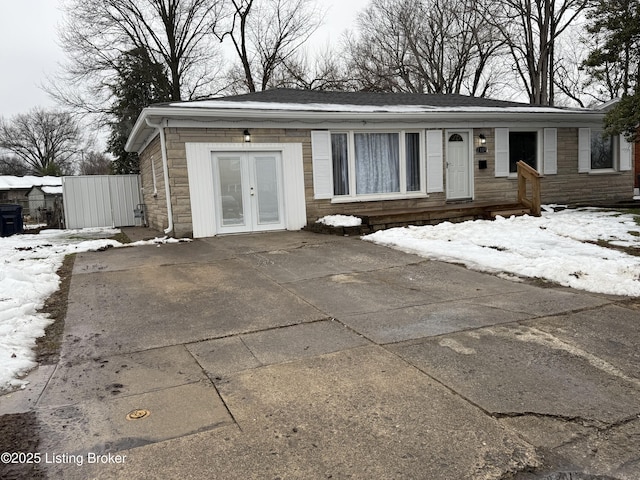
[{"left": 212, "top": 151, "right": 285, "bottom": 234}]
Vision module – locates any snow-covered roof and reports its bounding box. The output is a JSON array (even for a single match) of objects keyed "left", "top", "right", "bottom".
[
  {"left": 41, "top": 186, "right": 63, "bottom": 195},
  {"left": 0, "top": 176, "right": 62, "bottom": 191},
  {"left": 126, "top": 88, "right": 606, "bottom": 153}
]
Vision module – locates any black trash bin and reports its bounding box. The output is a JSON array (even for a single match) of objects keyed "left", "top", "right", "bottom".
[{"left": 0, "top": 204, "right": 24, "bottom": 237}]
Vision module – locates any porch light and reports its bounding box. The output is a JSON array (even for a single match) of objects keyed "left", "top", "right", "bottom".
[
  {"left": 476, "top": 133, "right": 487, "bottom": 154},
  {"left": 243, "top": 129, "right": 251, "bottom": 142}
]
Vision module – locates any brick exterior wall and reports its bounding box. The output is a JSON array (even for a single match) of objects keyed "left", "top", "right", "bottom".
[{"left": 138, "top": 126, "right": 634, "bottom": 237}]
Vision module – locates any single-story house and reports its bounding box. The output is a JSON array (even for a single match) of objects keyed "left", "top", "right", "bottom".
[
  {"left": 0, "top": 176, "right": 63, "bottom": 204},
  {"left": 125, "top": 89, "right": 635, "bottom": 238}
]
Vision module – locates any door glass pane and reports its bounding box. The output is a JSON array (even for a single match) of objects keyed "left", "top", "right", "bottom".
[
  {"left": 254, "top": 156, "right": 280, "bottom": 224},
  {"left": 218, "top": 157, "right": 244, "bottom": 226}
]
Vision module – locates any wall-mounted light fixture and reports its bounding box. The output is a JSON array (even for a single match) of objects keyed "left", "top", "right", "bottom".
[
  {"left": 243, "top": 129, "right": 251, "bottom": 142},
  {"left": 476, "top": 133, "right": 487, "bottom": 153}
]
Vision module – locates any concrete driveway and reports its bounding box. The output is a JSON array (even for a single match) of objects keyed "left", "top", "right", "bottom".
[{"left": 8, "top": 230, "right": 640, "bottom": 479}]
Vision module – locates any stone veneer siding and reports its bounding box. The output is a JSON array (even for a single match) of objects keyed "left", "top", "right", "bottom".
[{"left": 138, "top": 126, "right": 634, "bottom": 237}]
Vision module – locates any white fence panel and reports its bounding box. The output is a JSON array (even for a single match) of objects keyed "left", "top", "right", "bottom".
[{"left": 63, "top": 175, "right": 141, "bottom": 229}]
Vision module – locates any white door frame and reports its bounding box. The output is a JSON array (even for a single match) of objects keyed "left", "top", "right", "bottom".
[
  {"left": 186, "top": 142, "right": 306, "bottom": 238},
  {"left": 212, "top": 151, "right": 286, "bottom": 234},
  {"left": 445, "top": 129, "right": 474, "bottom": 200}
]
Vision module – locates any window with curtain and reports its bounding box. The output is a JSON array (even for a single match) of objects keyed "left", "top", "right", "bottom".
[
  {"left": 406, "top": 133, "right": 420, "bottom": 191},
  {"left": 331, "top": 133, "right": 349, "bottom": 195},
  {"left": 354, "top": 133, "right": 400, "bottom": 194},
  {"left": 327, "top": 131, "right": 423, "bottom": 198}
]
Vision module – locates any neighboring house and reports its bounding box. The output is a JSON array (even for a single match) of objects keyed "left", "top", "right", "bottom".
[
  {"left": 27, "top": 185, "right": 64, "bottom": 223},
  {"left": 125, "top": 89, "right": 635, "bottom": 238},
  {"left": 0, "top": 176, "right": 63, "bottom": 210}
]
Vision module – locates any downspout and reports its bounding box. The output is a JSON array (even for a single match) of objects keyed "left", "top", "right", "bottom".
[{"left": 145, "top": 118, "right": 174, "bottom": 236}]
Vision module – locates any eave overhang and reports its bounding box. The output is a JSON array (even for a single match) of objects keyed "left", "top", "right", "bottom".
[{"left": 125, "top": 104, "right": 606, "bottom": 154}]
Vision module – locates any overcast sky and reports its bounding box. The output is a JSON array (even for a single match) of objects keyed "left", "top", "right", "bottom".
[{"left": 0, "top": 0, "right": 369, "bottom": 120}]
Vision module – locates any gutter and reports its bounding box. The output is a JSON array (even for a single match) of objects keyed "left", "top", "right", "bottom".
[{"left": 145, "top": 117, "right": 174, "bottom": 236}]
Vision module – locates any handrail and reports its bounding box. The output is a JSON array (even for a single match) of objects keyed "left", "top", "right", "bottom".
[{"left": 516, "top": 161, "right": 542, "bottom": 216}]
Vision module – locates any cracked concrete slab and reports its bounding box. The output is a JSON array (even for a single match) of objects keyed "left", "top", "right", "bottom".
[
  {"left": 467, "top": 288, "right": 614, "bottom": 317},
  {"left": 532, "top": 304, "right": 640, "bottom": 381},
  {"left": 187, "top": 320, "right": 371, "bottom": 379},
  {"left": 6, "top": 230, "right": 638, "bottom": 480},
  {"left": 341, "top": 301, "right": 532, "bottom": 343},
  {"left": 39, "top": 345, "right": 207, "bottom": 407},
  {"left": 389, "top": 324, "right": 640, "bottom": 425},
  {"left": 62, "top": 257, "right": 326, "bottom": 360},
  {"left": 53, "top": 346, "right": 540, "bottom": 480},
  {"left": 38, "top": 380, "right": 234, "bottom": 461},
  {"left": 552, "top": 418, "right": 640, "bottom": 480}
]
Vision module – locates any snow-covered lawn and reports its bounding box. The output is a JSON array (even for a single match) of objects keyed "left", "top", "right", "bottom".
[
  {"left": 364, "top": 206, "right": 640, "bottom": 297},
  {"left": 0, "top": 228, "right": 186, "bottom": 393}
]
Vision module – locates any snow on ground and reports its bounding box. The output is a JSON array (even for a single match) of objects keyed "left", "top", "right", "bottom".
[
  {"left": 364, "top": 206, "right": 640, "bottom": 297},
  {"left": 316, "top": 214, "right": 363, "bottom": 227},
  {"left": 0, "top": 228, "right": 187, "bottom": 393}
]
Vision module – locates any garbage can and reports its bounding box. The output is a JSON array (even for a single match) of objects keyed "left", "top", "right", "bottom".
[{"left": 0, "top": 204, "right": 24, "bottom": 237}]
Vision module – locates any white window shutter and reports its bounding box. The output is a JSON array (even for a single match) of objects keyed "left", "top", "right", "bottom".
[
  {"left": 426, "top": 130, "right": 443, "bottom": 193},
  {"left": 578, "top": 128, "right": 591, "bottom": 173},
  {"left": 543, "top": 128, "right": 557, "bottom": 174},
  {"left": 619, "top": 135, "right": 633, "bottom": 171},
  {"left": 311, "top": 130, "right": 333, "bottom": 199},
  {"left": 495, "top": 128, "right": 509, "bottom": 177}
]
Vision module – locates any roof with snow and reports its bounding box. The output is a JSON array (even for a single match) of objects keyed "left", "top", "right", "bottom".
[
  {"left": 0, "top": 176, "right": 63, "bottom": 191},
  {"left": 158, "top": 88, "right": 530, "bottom": 109},
  {"left": 126, "top": 88, "right": 605, "bottom": 153}
]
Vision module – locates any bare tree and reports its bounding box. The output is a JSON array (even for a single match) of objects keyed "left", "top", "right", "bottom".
[
  {"left": 52, "top": 0, "right": 224, "bottom": 119},
  {"left": 344, "top": 0, "right": 506, "bottom": 96},
  {"left": 481, "top": 0, "right": 589, "bottom": 105},
  {"left": 0, "top": 155, "right": 30, "bottom": 176},
  {"left": 0, "top": 109, "right": 83, "bottom": 176},
  {"left": 268, "top": 48, "right": 356, "bottom": 91},
  {"left": 78, "top": 151, "right": 113, "bottom": 175},
  {"left": 215, "top": 0, "right": 325, "bottom": 93}
]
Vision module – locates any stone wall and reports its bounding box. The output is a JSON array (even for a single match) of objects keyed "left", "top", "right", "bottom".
[{"left": 138, "top": 126, "right": 634, "bottom": 237}]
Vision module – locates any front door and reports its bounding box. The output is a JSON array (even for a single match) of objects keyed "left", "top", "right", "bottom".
[
  {"left": 446, "top": 132, "right": 472, "bottom": 200},
  {"left": 213, "top": 151, "right": 285, "bottom": 234}
]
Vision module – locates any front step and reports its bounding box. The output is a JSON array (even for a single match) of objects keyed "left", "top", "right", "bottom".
[{"left": 489, "top": 207, "right": 531, "bottom": 218}]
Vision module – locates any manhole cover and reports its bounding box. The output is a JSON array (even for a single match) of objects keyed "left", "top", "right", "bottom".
[{"left": 126, "top": 409, "right": 151, "bottom": 420}]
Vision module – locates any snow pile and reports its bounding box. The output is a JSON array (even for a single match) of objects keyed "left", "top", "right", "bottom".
[
  {"left": 0, "top": 229, "right": 190, "bottom": 393},
  {"left": 316, "top": 215, "right": 363, "bottom": 227},
  {"left": 364, "top": 207, "right": 640, "bottom": 297},
  {"left": 0, "top": 228, "right": 121, "bottom": 392}
]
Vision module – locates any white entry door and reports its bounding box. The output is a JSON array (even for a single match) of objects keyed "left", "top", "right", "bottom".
[
  {"left": 213, "top": 151, "right": 285, "bottom": 234},
  {"left": 446, "top": 132, "right": 472, "bottom": 200}
]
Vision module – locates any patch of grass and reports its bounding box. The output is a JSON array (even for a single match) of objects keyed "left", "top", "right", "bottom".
[
  {"left": 35, "top": 254, "right": 76, "bottom": 364},
  {"left": 591, "top": 239, "right": 640, "bottom": 257}
]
